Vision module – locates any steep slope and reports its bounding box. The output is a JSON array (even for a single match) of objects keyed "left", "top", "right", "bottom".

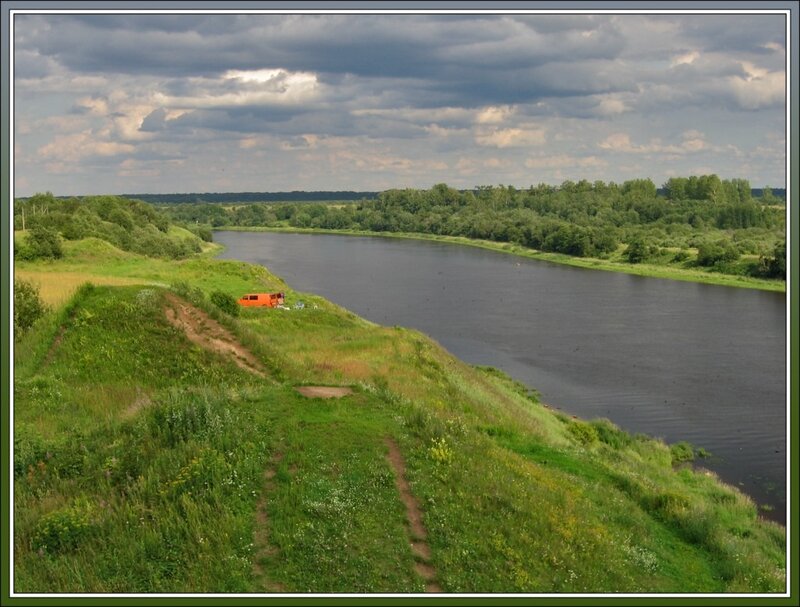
[{"left": 12, "top": 243, "right": 786, "bottom": 593}]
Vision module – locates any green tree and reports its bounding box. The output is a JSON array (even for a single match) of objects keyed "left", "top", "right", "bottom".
[
  {"left": 14, "top": 279, "right": 48, "bottom": 336},
  {"left": 756, "top": 241, "right": 786, "bottom": 278},
  {"left": 625, "top": 237, "right": 652, "bottom": 264}
]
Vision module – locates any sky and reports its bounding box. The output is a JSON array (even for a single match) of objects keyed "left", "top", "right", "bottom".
[{"left": 12, "top": 10, "right": 788, "bottom": 196}]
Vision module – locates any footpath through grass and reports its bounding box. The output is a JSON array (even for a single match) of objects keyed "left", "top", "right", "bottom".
[{"left": 12, "top": 237, "right": 787, "bottom": 593}]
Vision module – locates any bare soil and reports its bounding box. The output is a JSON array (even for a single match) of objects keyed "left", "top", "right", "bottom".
[
  {"left": 384, "top": 437, "right": 442, "bottom": 593},
  {"left": 163, "top": 292, "right": 266, "bottom": 377},
  {"left": 295, "top": 386, "right": 354, "bottom": 399}
]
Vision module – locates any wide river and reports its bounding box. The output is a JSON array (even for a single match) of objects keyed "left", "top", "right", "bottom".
[{"left": 216, "top": 231, "right": 787, "bottom": 523}]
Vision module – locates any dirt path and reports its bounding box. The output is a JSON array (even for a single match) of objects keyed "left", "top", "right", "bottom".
[
  {"left": 42, "top": 324, "right": 67, "bottom": 367},
  {"left": 384, "top": 437, "right": 442, "bottom": 593},
  {"left": 252, "top": 451, "right": 286, "bottom": 593},
  {"left": 163, "top": 292, "right": 266, "bottom": 377},
  {"left": 295, "top": 386, "right": 353, "bottom": 399}
]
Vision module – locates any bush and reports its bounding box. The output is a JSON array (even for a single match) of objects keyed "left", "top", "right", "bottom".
[
  {"left": 625, "top": 238, "right": 655, "bottom": 264},
  {"left": 14, "top": 279, "right": 48, "bottom": 336},
  {"left": 190, "top": 224, "right": 214, "bottom": 242},
  {"left": 17, "top": 224, "right": 63, "bottom": 260},
  {"left": 33, "top": 499, "right": 97, "bottom": 553},
  {"left": 672, "top": 249, "right": 690, "bottom": 263},
  {"left": 696, "top": 240, "right": 739, "bottom": 267},
  {"left": 210, "top": 291, "right": 240, "bottom": 317}
]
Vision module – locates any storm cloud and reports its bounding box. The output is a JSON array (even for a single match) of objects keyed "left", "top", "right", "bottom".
[{"left": 12, "top": 10, "right": 787, "bottom": 195}]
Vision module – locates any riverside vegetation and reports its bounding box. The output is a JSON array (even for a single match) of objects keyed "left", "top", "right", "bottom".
[
  {"left": 154, "top": 176, "right": 786, "bottom": 291},
  {"left": 13, "top": 195, "right": 786, "bottom": 593}
]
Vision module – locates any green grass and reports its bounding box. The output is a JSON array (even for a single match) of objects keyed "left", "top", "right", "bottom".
[
  {"left": 12, "top": 236, "right": 787, "bottom": 593},
  {"left": 218, "top": 226, "right": 786, "bottom": 292}
]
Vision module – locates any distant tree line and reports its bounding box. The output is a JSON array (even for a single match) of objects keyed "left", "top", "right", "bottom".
[
  {"left": 161, "top": 175, "right": 786, "bottom": 280},
  {"left": 119, "top": 191, "right": 380, "bottom": 205},
  {"left": 14, "top": 193, "right": 204, "bottom": 260}
]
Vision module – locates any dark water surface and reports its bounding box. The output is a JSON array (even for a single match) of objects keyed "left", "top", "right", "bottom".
[{"left": 216, "top": 231, "right": 787, "bottom": 523}]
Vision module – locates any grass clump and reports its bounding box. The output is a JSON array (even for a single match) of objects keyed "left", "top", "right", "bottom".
[{"left": 670, "top": 441, "right": 696, "bottom": 464}]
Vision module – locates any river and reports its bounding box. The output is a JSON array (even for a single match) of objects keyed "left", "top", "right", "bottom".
[{"left": 215, "top": 230, "right": 787, "bottom": 524}]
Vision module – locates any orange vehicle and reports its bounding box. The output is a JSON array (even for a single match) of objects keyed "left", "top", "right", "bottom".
[{"left": 238, "top": 292, "right": 285, "bottom": 308}]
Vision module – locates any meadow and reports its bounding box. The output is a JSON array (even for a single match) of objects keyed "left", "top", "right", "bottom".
[{"left": 12, "top": 229, "right": 787, "bottom": 593}]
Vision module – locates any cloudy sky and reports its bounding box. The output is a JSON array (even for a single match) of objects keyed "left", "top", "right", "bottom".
[{"left": 12, "top": 10, "right": 787, "bottom": 196}]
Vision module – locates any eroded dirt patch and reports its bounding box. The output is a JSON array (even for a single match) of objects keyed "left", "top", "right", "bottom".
[
  {"left": 385, "top": 437, "right": 442, "bottom": 593},
  {"left": 295, "top": 386, "right": 353, "bottom": 399},
  {"left": 252, "top": 451, "right": 286, "bottom": 592},
  {"left": 163, "top": 292, "right": 266, "bottom": 377}
]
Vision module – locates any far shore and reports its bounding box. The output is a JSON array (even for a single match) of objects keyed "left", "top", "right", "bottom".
[{"left": 213, "top": 226, "right": 786, "bottom": 293}]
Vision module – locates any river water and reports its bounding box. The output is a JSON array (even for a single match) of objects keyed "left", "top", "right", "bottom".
[{"left": 215, "top": 231, "right": 787, "bottom": 523}]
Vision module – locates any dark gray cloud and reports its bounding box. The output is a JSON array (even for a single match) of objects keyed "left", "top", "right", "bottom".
[
  {"left": 139, "top": 107, "right": 167, "bottom": 132},
  {"left": 678, "top": 14, "right": 785, "bottom": 55},
  {"left": 12, "top": 11, "right": 787, "bottom": 194},
  {"left": 17, "top": 14, "right": 629, "bottom": 105},
  {"left": 13, "top": 50, "right": 52, "bottom": 78}
]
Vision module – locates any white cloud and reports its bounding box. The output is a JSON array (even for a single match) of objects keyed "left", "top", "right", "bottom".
[
  {"left": 598, "top": 131, "right": 712, "bottom": 155},
  {"left": 475, "top": 125, "right": 546, "bottom": 148},
  {"left": 595, "top": 96, "right": 629, "bottom": 115},
  {"left": 525, "top": 154, "right": 606, "bottom": 169},
  {"left": 239, "top": 137, "right": 261, "bottom": 149},
  {"left": 152, "top": 69, "right": 320, "bottom": 110},
  {"left": 38, "top": 130, "right": 135, "bottom": 162},
  {"left": 475, "top": 105, "right": 515, "bottom": 124},
  {"left": 727, "top": 63, "right": 784, "bottom": 110},
  {"left": 76, "top": 96, "right": 109, "bottom": 115},
  {"left": 671, "top": 50, "right": 699, "bottom": 67}
]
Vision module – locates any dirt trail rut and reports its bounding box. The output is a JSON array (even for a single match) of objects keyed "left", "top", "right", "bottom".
[
  {"left": 385, "top": 437, "right": 442, "bottom": 593},
  {"left": 163, "top": 292, "right": 266, "bottom": 377},
  {"left": 252, "top": 451, "right": 286, "bottom": 592}
]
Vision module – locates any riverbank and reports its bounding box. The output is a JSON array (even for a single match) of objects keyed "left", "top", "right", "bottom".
[
  {"left": 14, "top": 236, "right": 786, "bottom": 593},
  {"left": 216, "top": 226, "right": 786, "bottom": 292}
]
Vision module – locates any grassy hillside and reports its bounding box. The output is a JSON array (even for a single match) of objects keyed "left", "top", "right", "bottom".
[{"left": 13, "top": 235, "right": 786, "bottom": 593}]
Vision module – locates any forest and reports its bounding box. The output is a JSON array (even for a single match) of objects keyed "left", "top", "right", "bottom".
[{"left": 158, "top": 176, "right": 786, "bottom": 280}]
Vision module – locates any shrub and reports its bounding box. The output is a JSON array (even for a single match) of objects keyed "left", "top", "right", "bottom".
[
  {"left": 752, "top": 241, "right": 786, "bottom": 279},
  {"left": 210, "top": 290, "right": 240, "bottom": 317},
  {"left": 190, "top": 224, "right": 214, "bottom": 242},
  {"left": 17, "top": 224, "right": 63, "bottom": 260},
  {"left": 33, "top": 499, "right": 96, "bottom": 553},
  {"left": 14, "top": 279, "right": 48, "bottom": 336},
  {"left": 625, "top": 238, "right": 655, "bottom": 264},
  {"left": 696, "top": 240, "right": 739, "bottom": 267},
  {"left": 672, "top": 249, "right": 690, "bottom": 263}
]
